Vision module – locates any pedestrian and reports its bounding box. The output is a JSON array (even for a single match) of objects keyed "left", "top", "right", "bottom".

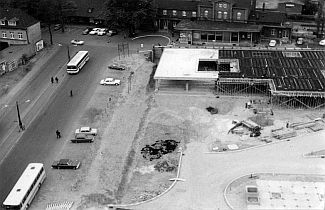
[
  {"left": 70, "top": 90, "right": 73, "bottom": 97},
  {"left": 286, "top": 121, "right": 289, "bottom": 128},
  {"left": 56, "top": 129, "right": 61, "bottom": 138},
  {"left": 51, "top": 77, "right": 54, "bottom": 83},
  {"left": 55, "top": 77, "right": 58, "bottom": 83}
]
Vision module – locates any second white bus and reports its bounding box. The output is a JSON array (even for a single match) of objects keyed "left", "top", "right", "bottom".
[
  {"left": 2, "top": 163, "right": 46, "bottom": 210},
  {"left": 67, "top": 50, "right": 89, "bottom": 74}
]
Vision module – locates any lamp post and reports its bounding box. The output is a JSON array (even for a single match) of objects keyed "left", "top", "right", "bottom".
[
  {"left": 58, "top": 43, "right": 70, "bottom": 61},
  {"left": 16, "top": 101, "right": 25, "bottom": 131}
]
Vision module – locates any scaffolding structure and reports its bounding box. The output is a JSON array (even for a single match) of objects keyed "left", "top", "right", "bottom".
[{"left": 215, "top": 78, "right": 325, "bottom": 109}]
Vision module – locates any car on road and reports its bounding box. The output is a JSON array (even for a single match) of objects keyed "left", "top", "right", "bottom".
[
  {"left": 51, "top": 159, "right": 81, "bottom": 169},
  {"left": 319, "top": 39, "right": 325, "bottom": 46},
  {"left": 89, "top": 28, "right": 101, "bottom": 35},
  {"left": 97, "top": 28, "right": 107, "bottom": 36},
  {"left": 108, "top": 64, "right": 126, "bottom": 71},
  {"left": 268, "top": 40, "right": 277, "bottom": 47},
  {"left": 100, "top": 78, "right": 121, "bottom": 86},
  {"left": 71, "top": 133, "right": 95, "bottom": 143},
  {"left": 71, "top": 39, "right": 85, "bottom": 45},
  {"left": 82, "top": 28, "right": 92, "bottom": 35},
  {"left": 75, "top": 126, "right": 98, "bottom": 136}
]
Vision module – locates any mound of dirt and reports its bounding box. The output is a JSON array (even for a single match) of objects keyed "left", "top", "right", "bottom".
[{"left": 141, "top": 139, "right": 179, "bottom": 161}]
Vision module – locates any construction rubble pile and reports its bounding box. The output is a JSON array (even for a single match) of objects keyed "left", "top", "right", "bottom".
[{"left": 141, "top": 140, "right": 179, "bottom": 161}]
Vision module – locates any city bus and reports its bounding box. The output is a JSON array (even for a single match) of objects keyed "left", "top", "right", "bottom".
[
  {"left": 67, "top": 50, "right": 89, "bottom": 74},
  {"left": 2, "top": 163, "right": 46, "bottom": 210}
]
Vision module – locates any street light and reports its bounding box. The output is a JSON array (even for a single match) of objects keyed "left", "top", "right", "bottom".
[
  {"left": 16, "top": 101, "right": 25, "bottom": 131},
  {"left": 58, "top": 43, "right": 70, "bottom": 61}
]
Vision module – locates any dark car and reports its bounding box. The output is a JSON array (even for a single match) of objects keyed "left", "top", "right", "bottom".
[
  {"left": 51, "top": 159, "right": 81, "bottom": 169},
  {"left": 108, "top": 64, "right": 126, "bottom": 71},
  {"left": 82, "top": 28, "right": 93, "bottom": 35},
  {"left": 71, "top": 133, "right": 94, "bottom": 143}
]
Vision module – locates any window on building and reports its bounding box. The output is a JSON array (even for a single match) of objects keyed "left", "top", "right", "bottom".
[
  {"left": 2, "top": 32, "right": 7, "bottom": 38},
  {"left": 204, "top": 10, "right": 208, "bottom": 18},
  {"left": 271, "top": 29, "right": 276, "bottom": 35},
  {"left": 223, "top": 12, "right": 227, "bottom": 19},
  {"left": 182, "top": 11, "right": 186, "bottom": 17},
  {"left": 237, "top": 12, "right": 242, "bottom": 20},
  {"left": 223, "top": 3, "right": 227, "bottom": 8},
  {"left": 219, "top": 3, "right": 222, "bottom": 8},
  {"left": 218, "top": 11, "right": 222, "bottom": 19},
  {"left": 192, "top": 11, "right": 197, "bottom": 17},
  {"left": 173, "top": 10, "right": 177, "bottom": 16},
  {"left": 18, "top": 32, "right": 23, "bottom": 39},
  {"left": 0, "top": 20, "right": 5, "bottom": 25},
  {"left": 10, "top": 32, "right": 14, "bottom": 39},
  {"left": 173, "top": 21, "right": 177, "bottom": 28},
  {"left": 163, "top": 10, "right": 167, "bottom": 15}
]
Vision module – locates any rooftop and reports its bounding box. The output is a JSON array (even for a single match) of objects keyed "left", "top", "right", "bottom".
[{"left": 0, "top": 7, "right": 38, "bottom": 29}]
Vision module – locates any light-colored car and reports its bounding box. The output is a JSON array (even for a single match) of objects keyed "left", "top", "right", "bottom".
[
  {"left": 75, "top": 126, "right": 98, "bottom": 136},
  {"left": 71, "top": 39, "right": 84, "bottom": 45},
  {"left": 97, "top": 28, "right": 107, "bottom": 36},
  {"left": 268, "top": 40, "right": 277, "bottom": 47},
  {"left": 319, "top": 39, "right": 325, "bottom": 46},
  {"left": 296, "top": 38, "right": 304, "bottom": 45},
  {"left": 71, "top": 133, "right": 94, "bottom": 143},
  {"left": 89, "top": 28, "right": 101, "bottom": 35},
  {"left": 100, "top": 78, "right": 121, "bottom": 86}
]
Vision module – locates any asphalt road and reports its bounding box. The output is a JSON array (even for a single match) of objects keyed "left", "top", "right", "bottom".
[{"left": 0, "top": 43, "right": 116, "bottom": 205}]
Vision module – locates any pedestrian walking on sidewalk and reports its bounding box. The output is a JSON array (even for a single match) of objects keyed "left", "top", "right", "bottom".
[
  {"left": 56, "top": 129, "right": 61, "bottom": 138},
  {"left": 70, "top": 90, "right": 73, "bottom": 97},
  {"left": 55, "top": 77, "right": 58, "bottom": 83},
  {"left": 51, "top": 77, "right": 54, "bottom": 83}
]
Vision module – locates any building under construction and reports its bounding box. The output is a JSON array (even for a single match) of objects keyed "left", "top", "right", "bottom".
[{"left": 154, "top": 48, "right": 325, "bottom": 109}]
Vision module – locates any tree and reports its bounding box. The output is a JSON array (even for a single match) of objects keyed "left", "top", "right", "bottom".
[
  {"left": 105, "top": 0, "right": 155, "bottom": 36},
  {"left": 302, "top": 0, "right": 319, "bottom": 15}
]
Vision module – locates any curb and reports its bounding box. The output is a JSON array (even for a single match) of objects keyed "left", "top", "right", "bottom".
[{"left": 107, "top": 148, "right": 184, "bottom": 208}]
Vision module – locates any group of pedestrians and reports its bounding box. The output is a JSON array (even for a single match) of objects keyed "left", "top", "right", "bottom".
[{"left": 51, "top": 77, "right": 59, "bottom": 84}]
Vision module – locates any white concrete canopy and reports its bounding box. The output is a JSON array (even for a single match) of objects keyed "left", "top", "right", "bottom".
[{"left": 154, "top": 48, "right": 219, "bottom": 81}]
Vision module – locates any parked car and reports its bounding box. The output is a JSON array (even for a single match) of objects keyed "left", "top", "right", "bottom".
[
  {"left": 108, "top": 64, "right": 126, "bottom": 71},
  {"left": 97, "top": 28, "right": 107, "bottom": 36},
  {"left": 100, "top": 78, "right": 121, "bottom": 86},
  {"left": 319, "top": 39, "right": 325, "bottom": 46},
  {"left": 71, "top": 39, "right": 85, "bottom": 45},
  {"left": 107, "top": 30, "right": 118, "bottom": 36},
  {"left": 51, "top": 159, "right": 81, "bottom": 169},
  {"left": 89, "top": 28, "right": 101, "bottom": 35},
  {"left": 75, "top": 126, "right": 98, "bottom": 136},
  {"left": 268, "top": 40, "right": 277, "bottom": 47},
  {"left": 82, "top": 28, "right": 92, "bottom": 35},
  {"left": 53, "top": 24, "right": 62, "bottom": 31},
  {"left": 71, "top": 133, "right": 94, "bottom": 143},
  {"left": 296, "top": 38, "right": 304, "bottom": 45}
]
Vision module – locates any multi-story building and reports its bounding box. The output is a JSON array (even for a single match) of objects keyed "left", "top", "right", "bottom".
[
  {"left": 0, "top": 7, "right": 42, "bottom": 51},
  {"left": 156, "top": 0, "right": 294, "bottom": 45}
]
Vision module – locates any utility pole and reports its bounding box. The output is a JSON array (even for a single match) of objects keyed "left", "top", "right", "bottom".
[
  {"left": 67, "top": 45, "right": 71, "bottom": 61},
  {"left": 16, "top": 101, "right": 25, "bottom": 131}
]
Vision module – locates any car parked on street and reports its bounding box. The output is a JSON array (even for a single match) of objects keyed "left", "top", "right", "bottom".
[
  {"left": 71, "top": 133, "right": 95, "bottom": 143},
  {"left": 107, "top": 30, "right": 118, "bottom": 36},
  {"left": 75, "top": 126, "right": 98, "bottom": 136},
  {"left": 82, "top": 28, "right": 92, "bottom": 35},
  {"left": 100, "top": 78, "right": 121, "bottom": 86},
  {"left": 97, "top": 28, "right": 107, "bottom": 36},
  {"left": 89, "top": 28, "right": 101, "bottom": 35},
  {"left": 319, "top": 39, "right": 325, "bottom": 46},
  {"left": 108, "top": 64, "right": 126, "bottom": 71},
  {"left": 268, "top": 40, "right": 277, "bottom": 47},
  {"left": 54, "top": 24, "right": 62, "bottom": 31},
  {"left": 71, "top": 39, "right": 85, "bottom": 45},
  {"left": 51, "top": 159, "right": 81, "bottom": 169}
]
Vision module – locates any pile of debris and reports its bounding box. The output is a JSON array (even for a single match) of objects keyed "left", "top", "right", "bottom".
[
  {"left": 206, "top": 106, "right": 218, "bottom": 114},
  {"left": 141, "top": 140, "right": 179, "bottom": 161},
  {"left": 228, "top": 120, "right": 262, "bottom": 137}
]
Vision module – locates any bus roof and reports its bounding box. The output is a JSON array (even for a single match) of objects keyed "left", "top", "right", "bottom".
[
  {"left": 3, "top": 163, "right": 44, "bottom": 206},
  {"left": 67, "top": 51, "right": 89, "bottom": 66}
]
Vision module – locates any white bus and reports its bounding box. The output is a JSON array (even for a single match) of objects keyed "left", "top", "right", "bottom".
[
  {"left": 67, "top": 50, "right": 89, "bottom": 74},
  {"left": 3, "top": 163, "right": 46, "bottom": 210}
]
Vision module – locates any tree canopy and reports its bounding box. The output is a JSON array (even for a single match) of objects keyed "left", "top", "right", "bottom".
[{"left": 105, "top": 0, "right": 156, "bottom": 34}]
